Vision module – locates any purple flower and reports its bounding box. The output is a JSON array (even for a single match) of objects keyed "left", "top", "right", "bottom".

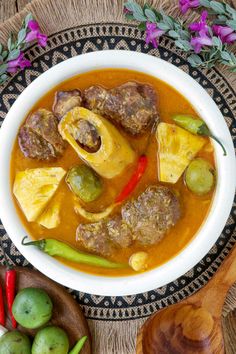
[
  {"left": 7, "top": 52, "right": 31, "bottom": 73},
  {"left": 124, "top": 7, "right": 132, "bottom": 14},
  {"left": 179, "top": 0, "right": 200, "bottom": 14},
  {"left": 191, "top": 30, "right": 213, "bottom": 53},
  {"left": 212, "top": 25, "right": 236, "bottom": 44},
  {"left": 189, "top": 11, "right": 209, "bottom": 34},
  {"left": 25, "top": 20, "right": 48, "bottom": 47},
  {"left": 145, "top": 22, "right": 165, "bottom": 48}
]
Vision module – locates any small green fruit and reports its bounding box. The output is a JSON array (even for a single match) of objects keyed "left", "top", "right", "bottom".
[
  {"left": 0, "top": 330, "right": 31, "bottom": 354},
  {"left": 32, "top": 326, "right": 69, "bottom": 354},
  {"left": 12, "top": 287, "right": 53, "bottom": 329}
]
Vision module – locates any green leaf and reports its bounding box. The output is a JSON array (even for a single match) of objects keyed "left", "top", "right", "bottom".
[
  {"left": 226, "top": 19, "right": 236, "bottom": 31},
  {"left": 188, "top": 54, "right": 203, "bottom": 66},
  {"left": 2, "top": 50, "right": 8, "bottom": 60},
  {"left": 24, "top": 13, "right": 34, "bottom": 27},
  {"left": 144, "top": 9, "right": 157, "bottom": 22},
  {"left": 168, "top": 30, "right": 179, "bottom": 39},
  {"left": 125, "top": 13, "right": 134, "bottom": 20},
  {"left": 17, "top": 28, "right": 27, "bottom": 44},
  {"left": 212, "top": 36, "right": 222, "bottom": 50},
  {"left": 0, "top": 44, "right": 2, "bottom": 54},
  {"left": 230, "top": 66, "right": 236, "bottom": 72},
  {"left": 210, "top": 1, "right": 226, "bottom": 15},
  {"left": 1, "top": 73, "right": 8, "bottom": 80},
  {"left": 157, "top": 22, "right": 170, "bottom": 31},
  {"left": 179, "top": 29, "right": 191, "bottom": 41},
  {"left": 161, "top": 13, "right": 174, "bottom": 30},
  {"left": 125, "top": 1, "right": 146, "bottom": 21},
  {"left": 7, "top": 36, "right": 12, "bottom": 51},
  {"left": 199, "top": 0, "right": 211, "bottom": 7},
  {"left": 7, "top": 48, "right": 20, "bottom": 61},
  {"left": 225, "top": 4, "right": 236, "bottom": 16},
  {"left": 138, "top": 22, "right": 146, "bottom": 31},
  {"left": 220, "top": 51, "right": 232, "bottom": 61},
  {"left": 175, "top": 39, "right": 192, "bottom": 51},
  {"left": 217, "top": 15, "right": 228, "bottom": 22},
  {"left": 0, "top": 63, "right": 7, "bottom": 75},
  {"left": 152, "top": 9, "right": 162, "bottom": 21}
]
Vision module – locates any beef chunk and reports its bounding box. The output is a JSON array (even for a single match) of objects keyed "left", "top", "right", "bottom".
[
  {"left": 74, "top": 120, "right": 101, "bottom": 152},
  {"left": 83, "top": 82, "right": 158, "bottom": 135},
  {"left": 18, "top": 109, "right": 66, "bottom": 161},
  {"left": 77, "top": 221, "right": 114, "bottom": 256},
  {"left": 76, "top": 185, "right": 180, "bottom": 256},
  {"left": 107, "top": 216, "right": 133, "bottom": 248},
  {"left": 18, "top": 126, "right": 56, "bottom": 160},
  {"left": 53, "top": 90, "right": 82, "bottom": 120},
  {"left": 121, "top": 186, "right": 180, "bottom": 245}
]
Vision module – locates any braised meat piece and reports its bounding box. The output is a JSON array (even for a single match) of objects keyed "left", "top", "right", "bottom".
[
  {"left": 83, "top": 82, "right": 158, "bottom": 135},
  {"left": 121, "top": 186, "right": 180, "bottom": 245},
  {"left": 18, "top": 109, "right": 66, "bottom": 160},
  {"left": 106, "top": 216, "right": 133, "bottom": 248},
  {"left": 53, "top": 89, "right": 82, "bottom": 120},
  {"left": 18, "top": 126, "right": 56, "bottom": 160},
  {"left": 74, "top": 120, "right": 101, "bottom": 152},
  {"left": 77, "top": 221, "right": 115, "bottom": 256},
  {"left": 76, "top": 186, "right": 180, "bottom": 256}
]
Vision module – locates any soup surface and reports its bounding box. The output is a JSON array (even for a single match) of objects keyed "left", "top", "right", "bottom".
[{"left": 11, "top": 69, "right": 215, "bottom": 276}]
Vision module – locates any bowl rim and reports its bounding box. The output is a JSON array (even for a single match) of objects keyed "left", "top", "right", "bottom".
[{"left": 0, "top": 50, "right": 235, "bottom": 296}]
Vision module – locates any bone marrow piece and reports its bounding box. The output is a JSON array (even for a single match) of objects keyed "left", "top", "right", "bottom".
[
  {"left": 83, "top": 81, "right": 159, "bottom": 135},
  {"left": 58, "top": 107, "right": 136, "bottom": 178}
]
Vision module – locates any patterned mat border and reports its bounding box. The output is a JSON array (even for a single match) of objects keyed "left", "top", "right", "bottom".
[{"left": 0, "top": 23, "right": 235, "bottom": 321}]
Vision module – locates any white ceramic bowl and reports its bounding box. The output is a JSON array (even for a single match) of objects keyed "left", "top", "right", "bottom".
[{"left": 0, "top": 51, "right": 235, "bottom": 296}]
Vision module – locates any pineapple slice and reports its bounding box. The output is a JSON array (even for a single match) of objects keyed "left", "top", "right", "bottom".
[
  {"left": 37, "top": 194, "right": 61, "bottom": 229},
  {"left": 13, "top": 167, "right": 66, "bottom": 222},
  {"left": 157, "top": 122, "right": 206, "bottom": 183}
]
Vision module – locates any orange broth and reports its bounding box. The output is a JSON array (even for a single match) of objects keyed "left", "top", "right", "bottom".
[{"left": 10, "top": 69, "right": 215, "bottom": 276}]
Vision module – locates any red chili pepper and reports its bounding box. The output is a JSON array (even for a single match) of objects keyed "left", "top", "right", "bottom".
[
  {"left": 0, "top": 285, "right": 5, "bottom": 326},
  {"left": 115, "top": 155, "right": 148, "bottom": 203},
  {"left": 5, "top": 267, "right": 17, "bottom": 328}
]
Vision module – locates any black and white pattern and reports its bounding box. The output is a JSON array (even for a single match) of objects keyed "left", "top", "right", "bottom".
[{"left": 0, "top": 23, "right": 235, "bottom": 321}]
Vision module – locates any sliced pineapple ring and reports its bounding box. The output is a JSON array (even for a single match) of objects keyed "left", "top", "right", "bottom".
[
  {"left": 157, "top": 122, "right": 206, "bottom": 183},
  {"left": 13, "top": 167, "right": 66, "bottom": 222}
]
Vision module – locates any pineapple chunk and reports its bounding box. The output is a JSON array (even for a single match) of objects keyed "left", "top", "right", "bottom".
[
  {"left": 13, "top": 167, "right": 66, "bottom": 222},
  {"left": 37, "top": 195, "right": 61, "bottom": 229},
  {"left": 157, "top": 122, "right": 206, "bottom": 183}
]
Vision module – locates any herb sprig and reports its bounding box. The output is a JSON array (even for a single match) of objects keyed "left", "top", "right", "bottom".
[
  {"left": 124, "top": 0, "right": 236, "bottom": 71},
  {"left": 0, "top": 13, "right": 47, "bottom": 84}
]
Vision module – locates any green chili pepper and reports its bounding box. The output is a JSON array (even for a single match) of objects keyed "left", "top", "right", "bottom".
[
  {"left": 173, "top": 114, "right": 227, "bottom": 156},
  {"left": 22, "top": 237, "right": 126, "bottom": 269},
  {"left": 69, "top": 335, "right": 88, "bottom": 354}
]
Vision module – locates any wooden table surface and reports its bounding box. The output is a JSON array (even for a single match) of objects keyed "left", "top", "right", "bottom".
[{"left": 0, "top": 0, "right": 236, "bottom": 352}]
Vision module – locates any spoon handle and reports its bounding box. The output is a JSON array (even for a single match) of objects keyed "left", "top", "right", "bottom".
[{"left": 189, "top": 241, "right": 236, "bottom": 313}]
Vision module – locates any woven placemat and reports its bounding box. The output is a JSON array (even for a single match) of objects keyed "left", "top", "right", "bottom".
[{"left": 0, "top": 1, "right": 236, "bottom": 353}]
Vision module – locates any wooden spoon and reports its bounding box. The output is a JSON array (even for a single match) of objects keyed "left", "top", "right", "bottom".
[{"left": 137, "top": 242, "right": 236, "bottom": 354}]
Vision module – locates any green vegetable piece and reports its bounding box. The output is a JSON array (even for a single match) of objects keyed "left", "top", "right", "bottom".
[
  {"left": 66, "top": 165, "right": 103, "bottom": 202},
  {"left": 12, "top": 287, "right": 53, "bottom": 329},
  {"left": 185, "top": 158, "right": 215, "bottom": 195},
  {"left": 22, "top": 237, "right": 126, "bottom": 269},
  {"left": 173, "top": 114, "right": 227, "bottom": 156},
  {"left": 32, "top": 326, "right": 69, "bottom": 354},
  {"left": 69, "top": 336, "right": 88, "bottom": 354},
  {"left": 0, "top": 330, "right": 31, "bottom": 354}
]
